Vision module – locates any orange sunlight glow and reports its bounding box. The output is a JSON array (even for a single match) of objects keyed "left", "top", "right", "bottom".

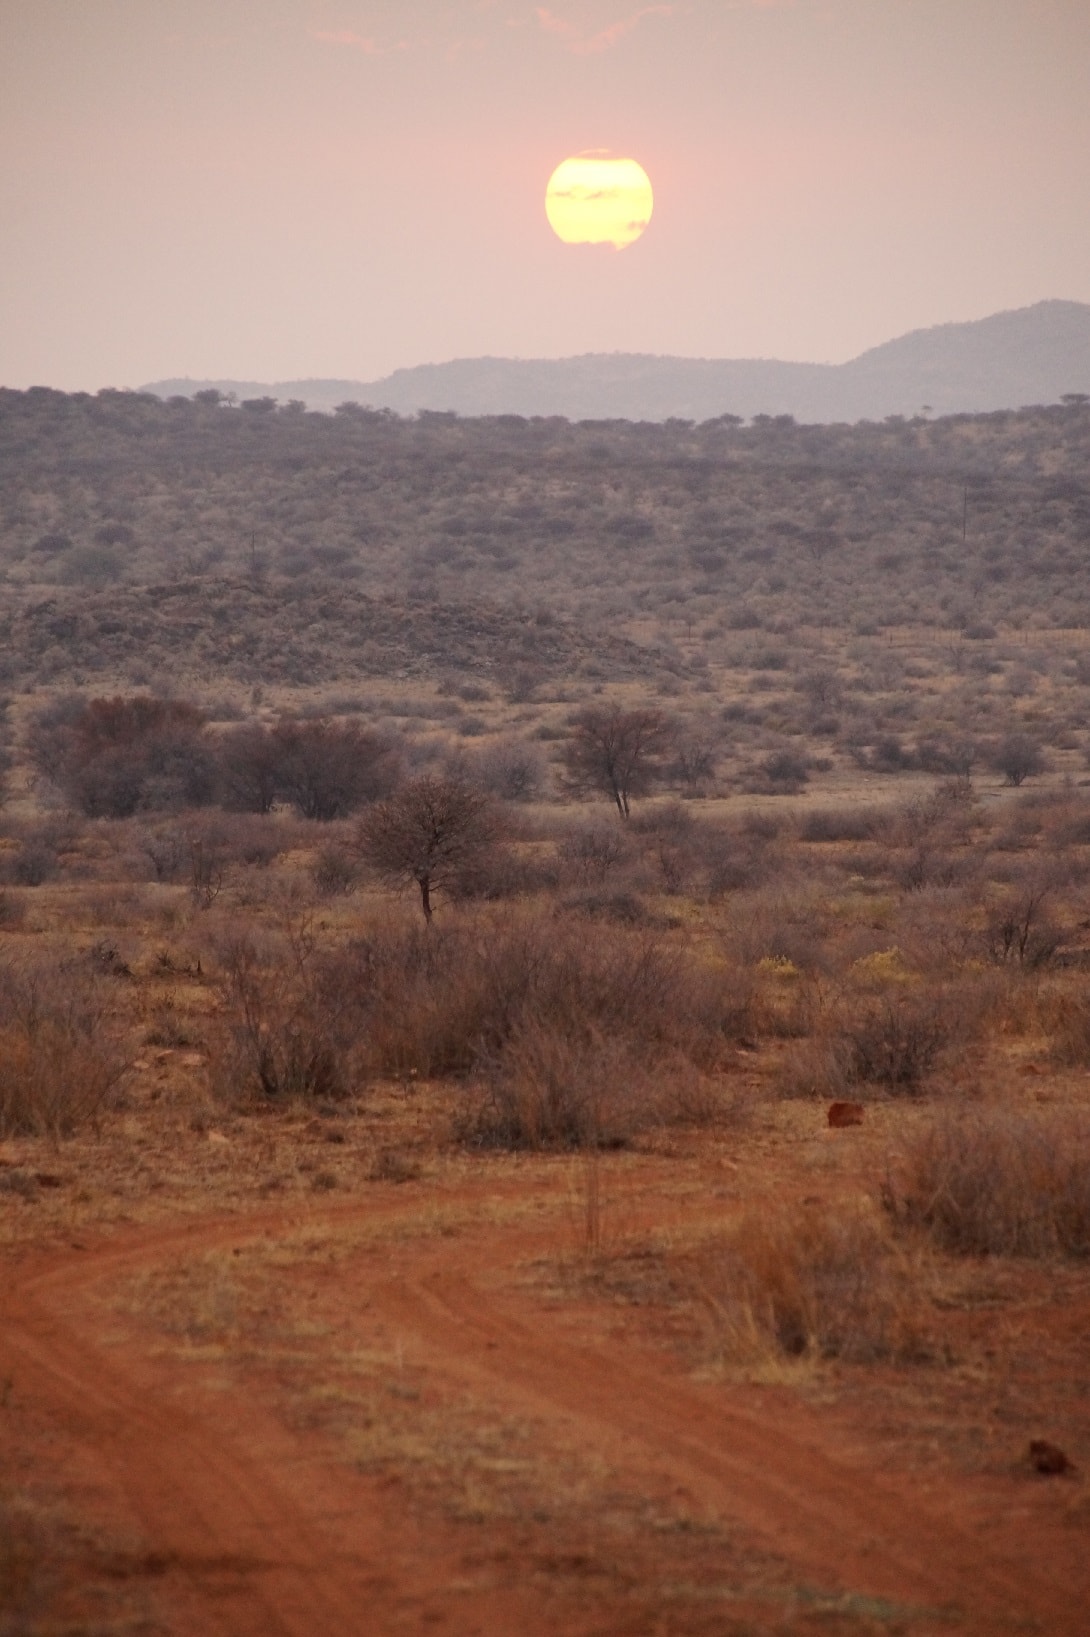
[{"left": 544, "top": 154, "right": 654, "bottom": 250}]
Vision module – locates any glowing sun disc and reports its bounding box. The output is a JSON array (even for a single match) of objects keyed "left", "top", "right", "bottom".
[{"left": 545, "top": 153, "right": 653, "bottom": 250}]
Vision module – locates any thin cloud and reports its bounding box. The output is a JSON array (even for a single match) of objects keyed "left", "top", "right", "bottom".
[
  {"left": 311, "top": 28, "right": 403, "bottom": 54},
  {"left": 535, "top": 4, "right": 677, "bottom": 55}
]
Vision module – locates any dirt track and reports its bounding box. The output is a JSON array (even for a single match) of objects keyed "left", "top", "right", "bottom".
[{"left": 3, "top": 1170, "right": 1088, "bottom": 1635}]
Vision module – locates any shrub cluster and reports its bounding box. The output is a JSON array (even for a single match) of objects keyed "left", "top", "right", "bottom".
[
  {"left": 27, "top": 697, "right": 400, "bottom": 822},
  {"left": 884, "top": 1108, "right": 1090, "bottom": 1258},
  {"left": 209, "top": 915, "right": 752, "bottom": 1146},
  {"left": 0, "top": 960, "right": 128, "bottom": 1137}
]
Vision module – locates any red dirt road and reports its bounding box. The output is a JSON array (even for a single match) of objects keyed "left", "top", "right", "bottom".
[{"left": 3, "top": 1172, "right": 1088, "bottom": 1635}]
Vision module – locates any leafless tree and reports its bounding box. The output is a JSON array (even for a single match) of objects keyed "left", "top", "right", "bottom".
[
  {"left": 473, "top": 736, "right": 548, "bottom": 802},
  {"left": 219, "top": 718, "right": 399, "bottom": 819},
  {"left": 356, "top": 775, "right": 500, "bottom": 921},
  {"left": 990, "top": 733, "right": 1045, "bottom": 788},
  {"left": 563, "top": 704, "right": 671, "bottom": 818},
  {"left": 218, "top": 722, "right": 282, "bottom": 813},
  {"left": 271, "top": 718, "right": 398, "bottom": 821}
]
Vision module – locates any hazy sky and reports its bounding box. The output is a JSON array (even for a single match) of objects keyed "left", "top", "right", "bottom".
[{"left": 2, "top": 0, "right": 1089, "bottom": 389}]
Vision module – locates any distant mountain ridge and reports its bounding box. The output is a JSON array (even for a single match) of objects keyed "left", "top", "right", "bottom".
[{"left": 144, "top": 300, "right": 1090, "bottom": 424}]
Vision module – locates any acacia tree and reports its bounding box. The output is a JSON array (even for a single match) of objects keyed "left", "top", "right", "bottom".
[
  {"left": 563, "top": 704, "right": 671, "bottom": 818},
  {"left": 990, "top": 733, "right": 1045, "bottom": 788},
  {"left": 356, "top": 775, "right": 499, "bottom": 922}
]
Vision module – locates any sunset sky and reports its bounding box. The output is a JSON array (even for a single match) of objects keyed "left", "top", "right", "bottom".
[{"left": 2, "top": 0, "right": 1089, "bottom": 391}]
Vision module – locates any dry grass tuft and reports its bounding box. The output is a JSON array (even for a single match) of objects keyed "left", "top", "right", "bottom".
[
  {"left": 0, "top": 960, "right": 129, "bottom": 1138},
  {"left": 776, "top": 981, "right": 984, "bottom": 1100},
  {"left": 205, "top": 912, "right": 749, "bottom": 1140},
  {"left": 208, "top": 925, "right": 357, "bottom": 1105},
  {"left": 883, "top": 1107, "right": 1090, "bottom": 1258},
  {"left": 701, "top": 1203, "right": 925, "bottom": 1364},
  {"left": 465, "top": 1022, "right": 716, "bottom": 1151}
]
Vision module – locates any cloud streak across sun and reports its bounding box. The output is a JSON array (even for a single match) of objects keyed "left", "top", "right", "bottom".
[{"left": 545, "top": 154, "right": 654, "bottom": 249}]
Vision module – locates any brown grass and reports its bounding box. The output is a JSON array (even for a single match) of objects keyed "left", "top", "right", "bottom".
[
  {"left": 698, "top": 1203, "right": 925, "bottom": 1365},
  {"left": 204, "top": 912, "right": 751, "bottom": 1140},
  {"left": 464, "top": 1021, "right": 717, "bottom": 1150},
  {"left": 0, "top": 960, "right": 129, "bottom": 1138},
  {"left": 883, "top": 1106, "right": 1090, "bottom": 1257}
]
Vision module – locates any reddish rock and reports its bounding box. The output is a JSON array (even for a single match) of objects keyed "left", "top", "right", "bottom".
[
  {"left": 1028, "top": 1439, "right": 1076, "bottom": 1476},
  {"left": 827, "top": 1101, "right": 865, "bottom": 1129}
]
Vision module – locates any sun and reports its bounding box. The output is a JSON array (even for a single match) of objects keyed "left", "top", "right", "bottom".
[{"left": 545, "top": 153, "right": 653, "bottom": 250}]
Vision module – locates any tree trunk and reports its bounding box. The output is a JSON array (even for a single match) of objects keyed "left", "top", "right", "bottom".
[{"left": 419, "top": 874, "right": 433, "bottom": 922}]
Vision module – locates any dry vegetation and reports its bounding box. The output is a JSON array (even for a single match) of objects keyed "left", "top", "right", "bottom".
[{"left": 2, "top": 388, "right": 1090, "bottom": 1633}]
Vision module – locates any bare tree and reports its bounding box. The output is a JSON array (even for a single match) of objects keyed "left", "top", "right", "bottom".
[
  {"left": 563, "top": 704, "right": 670, "bottom": 819},
  {"left": 219, "top": 718, "right": 398, "bottom": 819},
  {"left": 990, "top": 733, "right": 1045, "bottom": 788},
  {"left": 356, "top": 775, "right": 499, "bottom": 921},
  {"left": 218, "top": 722, "right": 282, "bottom": 814},
  {"left": 271, "top": 718, "right": 398, "bottom": 821},
  {"left": 473, "top": 736, "right": 548, "bottom": 802}
]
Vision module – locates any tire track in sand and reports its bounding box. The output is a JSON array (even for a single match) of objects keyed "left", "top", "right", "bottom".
[{"left": 3, "top": 1180, "right": 1085, "bottom": 1634}]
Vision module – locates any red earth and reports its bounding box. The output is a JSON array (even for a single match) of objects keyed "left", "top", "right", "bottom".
[{"left": 3, "top": 1098, "right": 1089, "bottom": 1636}]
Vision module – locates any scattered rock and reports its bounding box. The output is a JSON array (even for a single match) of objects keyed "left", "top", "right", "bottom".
[
  {"left": 1028, "top": 1439, "right": 1076, "bottom": 1476},
  {"left": 827, "top": 1101, "right": 865, "bottom": 1128}
]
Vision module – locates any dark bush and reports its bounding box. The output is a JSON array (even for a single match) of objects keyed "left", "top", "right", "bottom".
[
  {"left": 884, "top": 1109, "right": 1090, "bottom": 1257},
  {"left": 756, "top": 750, "right": 810, "bottom": 793},
  {"left": 471, "top": 736, "right": 547, "bottom": 802},
  {"left": 269, "top": 718, "right": 400, "bottom": 820},
  {"left": 210, "top": 929, "right": 356, "bottom": 1105},
  {"left": 28, "top": 695, "right": 216, "bottom": 818},
  {"left": 4, "top": 841, "right": 58, "bottom": 887},
  {"left": 839, "top": 995, "right": 954, "bottom": 1093},
  {"left": 0, "top": 960, "right": 129, "bottom": 1137},
  {"left": 990, "top": 733, "right": 1045, "bottom": 787},
  {"left": 798, "top": 807, "right": 876, "bottom": 844}
]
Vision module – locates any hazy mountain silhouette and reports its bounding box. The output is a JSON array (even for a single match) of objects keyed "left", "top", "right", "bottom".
[{"left": 145, "top": 300, "right": 1090, "bottom": 424}]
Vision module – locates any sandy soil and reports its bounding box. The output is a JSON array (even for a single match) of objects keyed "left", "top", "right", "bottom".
[{"left": 3, "top": 1091, "right": 1089, "bottom": 1637}]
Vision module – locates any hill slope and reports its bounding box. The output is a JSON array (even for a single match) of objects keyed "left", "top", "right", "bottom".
[{"left": 144, "top": 301, "right": 1090, "bottom": 423}]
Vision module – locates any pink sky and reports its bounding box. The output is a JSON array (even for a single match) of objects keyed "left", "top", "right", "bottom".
[{"left": 2, "top": 0, "right": 1088, "bottom": 389}]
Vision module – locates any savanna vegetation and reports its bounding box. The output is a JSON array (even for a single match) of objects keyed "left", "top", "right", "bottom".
[{"left": 2, "top": 387, "right": 1089, "bottom": 1635}]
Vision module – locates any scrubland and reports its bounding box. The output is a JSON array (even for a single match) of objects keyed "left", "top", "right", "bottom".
[{"left": 2, "top": 389, "right": 1090, "bottom": 1634}]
